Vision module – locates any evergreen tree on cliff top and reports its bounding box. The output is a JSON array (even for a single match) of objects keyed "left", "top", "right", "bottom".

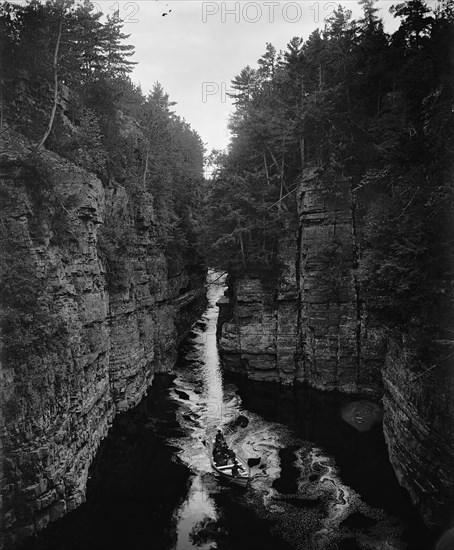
[
  {"left": 202, "top": 0, "right": 454, "bottom": 339},
  {"left": 0, "top": 0, "right": 205, "bottom": 281}
]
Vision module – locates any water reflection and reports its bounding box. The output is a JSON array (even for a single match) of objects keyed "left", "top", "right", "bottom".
[
  {"left": 174, "top": 475, "right": 217, "bottom": 550},
  {"left": 170, "top": 273, "right": 233, "bottom": 549},
  {"left": 200, "top": 279, "right": 225, "bottom": 431},
  {"left": 168, "top": 272, "right": 433, "bottom": 550}
]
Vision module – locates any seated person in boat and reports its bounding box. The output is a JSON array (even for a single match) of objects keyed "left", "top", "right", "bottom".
[
  {"left": 213, "top": 446, "right": 221, "bottom": 461},
  {"left": 213, "top": 434, "right": 237, "bottom": 467},
  {"left": 215, "top": 430, "right": 224, "bottom": 446},
  {"left": 213, "top": 446, "right": 228, "bottom": 466},
  {"left": 231, "top": 460, "right": 240, "bottom": 477},
  {"left": 216, "top": 441, "right": 229, "bottom": 457},
  {"left": 213, "top": 432, "right": 226, "bottom": 454}
]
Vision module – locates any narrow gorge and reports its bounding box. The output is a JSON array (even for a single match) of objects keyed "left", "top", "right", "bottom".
[{"left": 1, "top": 1, "right": 453, "bottom": 549}]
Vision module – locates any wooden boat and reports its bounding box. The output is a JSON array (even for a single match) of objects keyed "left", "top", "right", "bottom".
[{"left": 210, "top": 442, "right": 250, "bottom": 487}]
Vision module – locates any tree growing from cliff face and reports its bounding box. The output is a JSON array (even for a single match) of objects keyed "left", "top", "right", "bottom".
[
  {"left": 0, "top": 0, "right": 71, "bottom": 148},
  {"left": 35, "top": 1, "right": 66, "bottom": 151},
  {"left": 203, "top": 0, "right": 454, "bottom": 340},
  {"left": 1, "top": 0, "right": 206, "bottom": 288},
  {"left": 0, "top": 0, "right": 137, "bottom": 144},
  {"left": 0, "top": 0, "right": 137, "bottom": 82}
]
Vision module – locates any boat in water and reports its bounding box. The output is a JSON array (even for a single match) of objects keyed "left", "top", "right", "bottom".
[
  {"left": 211, "top": 452, "right": 250, "bottom": 487},
  {"left": 208, "top": 434, "right": 250, "bottom": 487}
]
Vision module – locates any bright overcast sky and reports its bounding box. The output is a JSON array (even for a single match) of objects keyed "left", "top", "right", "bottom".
[{"left": 92, "top": 1, "right": 402, "bottom": 154}]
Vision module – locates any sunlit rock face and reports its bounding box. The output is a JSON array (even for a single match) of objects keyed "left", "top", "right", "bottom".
[
  {"left": 0, "top": 140, "right": 205, "bottom": 548},
  {"left": 218, "top": 173, "right": 384, "bottom": 395},
  {"left": 383, "top": 339, "right": 454, "bottom": 529}
]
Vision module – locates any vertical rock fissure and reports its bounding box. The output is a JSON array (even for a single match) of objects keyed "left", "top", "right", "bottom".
[
  {"left": 274, "top": 286, "right": 279, "bottom": 380},
  {"left": 295, "top": 222, "right": 303, "bottom": 382},
  {"left": 350, "top": 186, "right": 362, "bottom": 392},
  {"left": 234, "top": 280, "right": 243, "bottom": 370},
  {"left": 333, "top": 206, "right": 340, "bottom": 390}
]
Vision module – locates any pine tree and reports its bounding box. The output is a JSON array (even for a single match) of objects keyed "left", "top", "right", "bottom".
[
  {"left": 100, "top": 13, "right": 136, "bottom": 76},
  {"left": 229, "top": 66, "right": 257, "bottom": 105},
  {"left": 358, "top": 0, "right": 381, "bottom": 30}
]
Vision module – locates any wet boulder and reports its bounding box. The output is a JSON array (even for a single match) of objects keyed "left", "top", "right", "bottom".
[{"left": 225, "top": 414, "right": 249, "bottom": 431}]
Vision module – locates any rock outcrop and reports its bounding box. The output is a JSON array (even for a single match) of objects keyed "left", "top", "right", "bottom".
[
  {"left": 217, "top": 171, "right": 454, "bottom": 529},
  {"left": 0, "top": 138, "right": 205, "bottom": 548},
  {"left": 219, "top": 173, "right": 384, "bottom": 395},
  {"left": 383, "top": 338, "right": 454, "bottom": 530}
]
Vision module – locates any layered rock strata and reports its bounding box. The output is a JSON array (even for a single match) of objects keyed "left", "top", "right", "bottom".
[
  {"left": 219, "top": 174, "right": 384, "bottom": 394},
  {"left": 217, "top": 171, "right": 454, "bottom": 529},
  {"left": 383, "top": 339, "right": 454, "bottom": 530},
  {"left": 0, "top": 144, "right": 205, "bottom": 548}
]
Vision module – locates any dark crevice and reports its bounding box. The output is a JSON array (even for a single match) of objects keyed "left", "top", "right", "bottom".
[
  {"left": 351, "top": 186, "right": 362, "bottom": 393},
  {"left": 295, "top": 223, "right": 304, "bottom": 381}
]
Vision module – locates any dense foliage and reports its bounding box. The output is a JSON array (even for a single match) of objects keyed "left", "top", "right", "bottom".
[
  {"left": 203, "top": 0, "right": 454, "bottom": 331},
  {"left": 0, "top": 0, "right": 205, "bottom": 270},
  {"left": 0, "top": 0, "right": 205, "bottom": 379}
]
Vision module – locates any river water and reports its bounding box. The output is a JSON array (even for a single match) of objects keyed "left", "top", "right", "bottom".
[{"left": 21, "top": 276, "right": 434, "bottom": 550}]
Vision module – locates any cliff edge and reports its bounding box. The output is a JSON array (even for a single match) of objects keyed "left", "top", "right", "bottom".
[{"left": 0, "top": 132, "right": 205, "bottom": 548}]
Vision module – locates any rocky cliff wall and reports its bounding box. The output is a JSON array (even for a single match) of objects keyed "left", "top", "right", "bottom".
[
  {"left": 217, "top": 171, "right": 454, "bottom": 530},
  {"left": 0, "top": 138, "right": 205, "bottom": 548},
  {"left": 383, "top": 339, "right": 454, "bottom": 530},
  {"left": 218, "top": 173, "right": 384, "bottom": 395}
]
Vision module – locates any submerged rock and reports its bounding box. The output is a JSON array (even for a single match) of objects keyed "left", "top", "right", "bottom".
[
  {"left": 225, "top": 414, "right": 249, "bottom": 431},
  {"left": 341, "top": 400, "right": 383, "bottom": 432},
  {"left": 174, "top": 389, "right": 190, "bottom": 400}
]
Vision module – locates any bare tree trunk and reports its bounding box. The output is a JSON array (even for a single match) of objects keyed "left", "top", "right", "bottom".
[
  {"left": 300, "top": 137, "right": 305, "bottom": 169},
  {"left": 278, "top": 157, "right": 285, "bottom": 215},
  {"left": 266, "top": 144, "right": 280, "bottom": 171},
  {"left": 262, "top": 213, "right": 266, "bottom": 252},
  {"left": 300, "top": 71, "right": 306, "bottom": 170},
  {"left": 263, "top": 151, "right": 270, "bottom": 187},
  {"left": 36, "top": 15, "right": 63, "bottom": 152},
  {"left": 237, "top": 221, "right": 246, "bottom": 269}
]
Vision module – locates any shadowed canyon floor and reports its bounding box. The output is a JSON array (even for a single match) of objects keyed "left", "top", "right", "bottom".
[{"left": 18, "top": 281, "right": 435, "bottom": 550}]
